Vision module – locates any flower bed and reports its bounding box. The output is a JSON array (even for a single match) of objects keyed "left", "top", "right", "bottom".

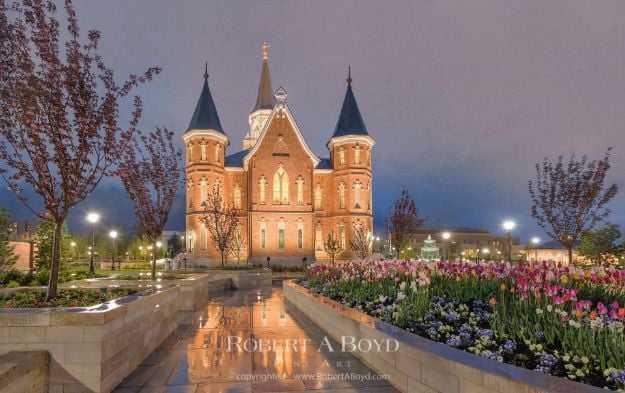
[
  {"left": 0, "top": 288, "right": 136, "bottom": 308},
  {"left": 301, "top": 260, "right": 625, "bottom": 391}
]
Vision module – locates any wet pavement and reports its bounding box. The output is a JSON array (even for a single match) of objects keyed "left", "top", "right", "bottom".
[{"left": 113, "top": 281, "right": 398, "bottom": 393}]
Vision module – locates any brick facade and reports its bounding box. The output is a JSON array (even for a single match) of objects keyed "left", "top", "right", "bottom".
[{"left": 183, "top": 47, "right": 374, "bottom": 265}]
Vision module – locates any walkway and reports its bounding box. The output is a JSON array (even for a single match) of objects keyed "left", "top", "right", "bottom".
[{"left": 114, "top": 282, "right": 398, "bottom": 393}]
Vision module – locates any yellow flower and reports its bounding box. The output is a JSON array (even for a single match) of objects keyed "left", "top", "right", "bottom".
[{"left": 560, "top": 275, "right": 569, "bottom": 284}]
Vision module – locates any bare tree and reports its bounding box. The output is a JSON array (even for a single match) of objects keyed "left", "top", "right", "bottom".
[
  {"left": 386, "top": 187, "right": 426, "bottom": 257},
  {"left": 0, "top": 0, "right": 158, "bottom": 299},
  {"left": 229, "top": 226, "right": 247, "bottom": 265},
  {"left": 350, "top": 225, "right": 371, "bottom": 260},
  {"left": 200, "top": 185, "right": 239, "bottom": 268},
  {"left": 324, "top": 231, "right": 341, "bottom": 266},
  {"left": 117, "top": 127, "right": 182, "bottom": 279},
  {"left": 529, "top": 148, "right": 618, "bottom": 264}
]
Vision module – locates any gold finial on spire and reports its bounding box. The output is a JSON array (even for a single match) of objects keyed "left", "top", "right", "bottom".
[{"left": 262, "top": 42, "right": 269, "bottom": 60}]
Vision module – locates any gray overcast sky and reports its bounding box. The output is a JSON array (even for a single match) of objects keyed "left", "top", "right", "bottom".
[{"left": 16, "top": 0, "right": 625, "bottom": 240}]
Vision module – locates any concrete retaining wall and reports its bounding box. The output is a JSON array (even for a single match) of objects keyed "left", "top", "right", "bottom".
[
  {"left": 283, "top": 280, "right": 604, "bottom": 393},
  {"left": 0, "top": 286, "right": 180, "bottom": 393}
]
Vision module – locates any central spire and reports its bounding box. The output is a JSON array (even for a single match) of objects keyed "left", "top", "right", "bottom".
[{"left": 252, "top": 41, "right": 274, "bottom": 112}]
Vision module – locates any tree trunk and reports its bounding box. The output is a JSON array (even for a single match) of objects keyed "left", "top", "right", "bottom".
[
  {"left": 568, "top": 246, "right": 574, "bottom": 265},
  {"left": 151, "top": 240, "right": 157, "bottom": 279},
  {"left": 45, "top": 220, "right": 63, "bottom": 301},
  {"left": 221, "top": 250, "right": 225, "bottom": 269}
]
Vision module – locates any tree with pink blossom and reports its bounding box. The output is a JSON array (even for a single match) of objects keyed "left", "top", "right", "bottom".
[
  {"left": 117, "top": 127, "right": 182, "bottom": 279},
  {"left": 0, "top": 0, "right": 159, "bottom": 299}
]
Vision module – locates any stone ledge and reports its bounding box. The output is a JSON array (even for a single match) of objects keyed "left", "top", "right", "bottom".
[
  {"left": 0, "top": 351, "right": 49, "bottom": 393},
  {"left": 283, "top": 280, "right": 605, "bottom": 393}
]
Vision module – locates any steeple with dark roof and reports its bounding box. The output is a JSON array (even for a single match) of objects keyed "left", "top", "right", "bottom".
[
  {"left": 331, "top": 66, "right": 369, "bottom": 138},
  {"left": 187, "top": 63, "right": 224, "bottom": 133},
  {"left": 252, "top": 42, "right": 274, "bottom": 112}
]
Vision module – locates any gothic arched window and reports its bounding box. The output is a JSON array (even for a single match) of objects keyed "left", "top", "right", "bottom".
[
  {"left": 338, "top": 148, "right": 345, "bottom": 166},
  {"left": 200, "top": 140, "right": 207, "bottom": 161},
  {"left": 233, "top": 185, "right": 242, "bottom": 209},
  {"left": 273, "top": 166, "right": 289, "bottom": 204},
  {"left": 297, "top": 219, "right": 304, "bottom": 249},
  {"left": 260, "top": 220, "right": 267, "bottom": 249},
  {"left": 315, "top": 223, "right": 323, "bottom": 251},
  {"left": 339, "top": 222, "right": 346, "bottom": 250},
  {"left": 259, "top": 176, "right": 267, "bottom": 205},
  {"left": 199, "top": 177, "right": 208, "bottom": 205},
  {"left": 354, "top": 145, "right": 361, "bottom": 165},
  {"left": 296, "top": 177, "right": 304, "bottom": 205},
  {"left": 214, "top": 143, "right": 221, "bottom": 163},
  {"left": 338, "top": 182, "right": 346, "bottom": 209},
  {"left": 314, "top": 185, "right": 323, "bottom": 210},
  {"left": 353, "top": 180, "right": 363, "bottom": 209},
  {"left": 278, "top": 220, "right": 286, "bottom": 249}
]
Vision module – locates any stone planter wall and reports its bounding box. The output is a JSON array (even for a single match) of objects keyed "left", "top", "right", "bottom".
[
  {"left": 0, "top": 286, "right": 180, "bottom": 393},
  {"left": 208, "top": 268, "right": 272, "bottom": 289},
  {"left": 283, "top": 280, "right": 604, "bottom": 393},
  {"left": 0, "top": 351, "right": 49, "bottom": 393}
]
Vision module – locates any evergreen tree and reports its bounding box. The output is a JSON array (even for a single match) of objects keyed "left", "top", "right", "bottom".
[
  {"left": 33, "top": 219, "right": 72, "bottom": 271},
  {"left": 0, "top": 208, "right": 17, "bottom": 270}
]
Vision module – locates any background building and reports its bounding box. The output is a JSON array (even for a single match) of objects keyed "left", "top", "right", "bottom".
[
  {"left": 412, "top": 227, "right": 521, "bottom": 261},
  {"left": 184, "top": 44, "right": 375, "bottom": 265}
]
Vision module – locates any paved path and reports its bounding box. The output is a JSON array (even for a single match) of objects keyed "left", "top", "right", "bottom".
[{"left": 114, "top": 282, "right": 398, "bottom": 393}]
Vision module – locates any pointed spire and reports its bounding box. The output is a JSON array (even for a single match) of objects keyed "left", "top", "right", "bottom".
[
  {"left": 331, "top": 67, "right": 368, "bottom": 138},
  {"left": 187, "top": 65, "right": 224, "bottom": 133},
  {"left": 252, "top": 41, "right": 275, "bottom": 112}
]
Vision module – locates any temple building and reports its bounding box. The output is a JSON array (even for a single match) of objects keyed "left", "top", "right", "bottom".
[{"left": 183, "top": 43, "right": 375, "bottom": 265}]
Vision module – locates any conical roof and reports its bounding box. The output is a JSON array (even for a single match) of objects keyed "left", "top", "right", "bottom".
[
  {"left": 252, "top": 42, "right": 275, "bottom": 112},
  {"left": 187, "top": 65, "right": 224, "bottom": 133},
  {"left": 331, "top": 68, "right": 368, "bottom": 138}
]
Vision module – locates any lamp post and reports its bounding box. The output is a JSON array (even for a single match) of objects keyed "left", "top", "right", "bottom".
[
  {"left": 86, "top": 212, "right": 100, "bottom": 274},
  {"left": 442, "top": 231, "right": 451, "bottom": 261},
  {"left": 531, "top": 237, "right": 540, "bottom": 262},
  {"left": 503, "top": 220, "right": 516, "bottom": 262},
  {"left": 109, "top": 230, "right": 118, "bottom": 270}
]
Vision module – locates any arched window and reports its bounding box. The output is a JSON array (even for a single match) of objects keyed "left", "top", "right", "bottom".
[
  {"left": 315, "top": 223, "right": 323, "bottom": 251},
  {"left": 214, "top": 143, "right": 221, "bottom": 163},
  {"left": 354, "top": 145, "right": 361, "bottom": 165},
  {"left": 297, "top": 219, "right": 304, "bottom": 249},
  {"left": 338, "top": 182, "right": 346, "bottom": 209},
  {"left": 339, "top": 223, "right": 346, "bottom": 249},
  {"left": 273, "top": 166, "right": 289, "bottom": 204},
  {"left": 187, "top": 178, "right": 194, "bottom": 209},
  {"left": 367, "top": 182, "right": 372, "bottom": 210},
  {"left": 199, "top": 177, "right": 208, "bottom": 205},
  {"left": 233, "top": 185, "right": 242, "bottom": 209},
  {"left": 353, "top": 180, "right": 363, "bottom": 209},
  {"left": 338, "top": 148, "right": 345, "bottom": 166},
  {"left": 278, "top": 220, "right": 286, "bottom": 249},
  {"left": 200, "top": 140, "right": 207, "bottom": 161},
  {"left": 187, "top": 143, "right": 193, "bottom": 163},
  {"left": 296, "top": 177, "right": 304, "bottom": 205},
  {"left": 314, "top": 185, "right": 323, "bottom": 210},
  {"left": 259, "top": 176, "right": 267, "bottom": 205},
  {"left": 260, "top": 220, "right": 266, "bottom": 249}
]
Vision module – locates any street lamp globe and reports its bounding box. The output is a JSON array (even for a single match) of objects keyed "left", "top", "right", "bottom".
[
  {"left": 86, "top": 212, "right": 100, "bottom": 224},
  {"left": 531, "top": 237, "right": 540, "bottom": 245},
  {"left": 156, "top": 241, "right": 162, "bottom": 248},
  {"left": 482, "top": 248, "right": 490, "bottom": 254},
  {"left": 70, "top": 241, "right": 76, "bottom": 247},
  {"left": 503, "top": 220, "right": 515, "bottom": 231},
  {"left": 442, "top": 232, "right": 451, "bottom": 240},
  {"left": 109, "top": 230, "right": 118, "bottom": 239}
]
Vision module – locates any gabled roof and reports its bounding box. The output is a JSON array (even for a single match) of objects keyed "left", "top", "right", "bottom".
[
  {"left": 243, "top": 89, "right": 320, "bottom": 169},
  {"left": 225, "top": 149, "right": 250, "bottom": 168},
  {"left": 330, "top": 68, "right": 368, "bottom": 139},
  {"left": 187, "top": 66, "right": 224, "bottom": 133},
  {"left": 252, "top": 42, "right": 274, "bottom": 112}
]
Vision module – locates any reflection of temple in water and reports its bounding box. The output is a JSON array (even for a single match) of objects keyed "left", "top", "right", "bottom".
[{"left": 185, "top": 289, "right": 316, "bottom": 382}]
